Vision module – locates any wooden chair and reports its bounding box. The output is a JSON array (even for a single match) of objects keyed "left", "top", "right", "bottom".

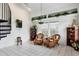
[
  {"left": 43, "top": 38, "right": 50, "bottom": 47},
  {"left": 33, "top": 33, "right": 44, "bottom": 45},
  {"left": 48, "top": 34, "right": 60, "bottom": 48}
]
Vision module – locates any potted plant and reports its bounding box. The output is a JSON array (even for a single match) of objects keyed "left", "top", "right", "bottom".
[{"left": 72, "top": 41, "right": 79, "bottom": 51}]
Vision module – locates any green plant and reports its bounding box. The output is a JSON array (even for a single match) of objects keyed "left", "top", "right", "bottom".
[
  {"left": 72, "top": 42, "right": 79, "bottom": 51},
  {"left": 55, "top": 13, "right": 60, "bottom": 17},
  {"left": 16, "top": 19, "right": 22, "bottom": 28}
]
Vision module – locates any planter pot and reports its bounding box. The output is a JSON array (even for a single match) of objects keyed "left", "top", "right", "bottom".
[{"left": 74, "top": 47, "right": 79, "bottom": 51}]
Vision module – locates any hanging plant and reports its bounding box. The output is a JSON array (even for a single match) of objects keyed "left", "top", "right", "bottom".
[
  {"left": 55, "top": 13, "right": 60, "bottom": 17},
  {"left": 46, "top": 14, "right": 55, "bottom": 18},
  {"left": 32, "top": 18, "right": 35, "bottom": 21},
  {"left": 39, "top": 22, "right": 44, "bottom": 24},
  {"left": 16, "top": 19, "right": 22, "bottom": 28},
  {"left": 60, "top": 12, "right": 69, "bottom": 15},
  {"left": 71, "top": 10, "right": 78, "bottom": 14}
]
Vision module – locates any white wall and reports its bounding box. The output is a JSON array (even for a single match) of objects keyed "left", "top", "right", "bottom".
[
  {"left": 56, "top": 14, "right": 77, "bottom": 46},
  {"left": 0, "top": 3, "right": 32, "bottom": 49},
  {"left": 30, "top": 3, "right": 79, "bottom": 17},
  {"left": 0, "top": 4, "right": 2, "bottom": 19},
  {"left": 31, "top": 3, "right": 79, "bottom": 46}
]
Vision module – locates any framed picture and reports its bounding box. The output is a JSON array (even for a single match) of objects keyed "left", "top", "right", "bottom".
[{"left": 16, "top": 19, "right": 22, "bottom": 28}]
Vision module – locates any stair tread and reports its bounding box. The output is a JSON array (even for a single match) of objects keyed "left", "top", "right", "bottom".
[
  {"left": 0, "top": 36, "right": 7, "bottom": 38},
  {"left": 0, "top": 20, "right": 11, "bottom": 39},
  {"left": 0, "top": 35, "right": 7, "bottom": 37},
  {"left": 0, "top": 32, "right": 10, "bottom": 35},
  {"left": 0, "top": 28, "right": 11, "bottom": 29},
  {"left": 0, "top": 29, "right": 11, "bottom": 31},
  {"left": 0, "top": 19, "right": 8, "bottom": 22},
  {"left": 0, "top": 25, "right": 11, "bottom": 27},
  {"left": 0, "top": 35, "right": 7, "bottom": 36}
]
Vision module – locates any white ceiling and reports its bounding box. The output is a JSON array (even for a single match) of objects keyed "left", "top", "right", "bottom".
[{"left": 25, "top": 3, "right": 79, "bottom": 17}]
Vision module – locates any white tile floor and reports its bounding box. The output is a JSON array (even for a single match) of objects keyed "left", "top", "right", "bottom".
[{"left": 0, "top": 41, "right": 79, "bottom": 56}]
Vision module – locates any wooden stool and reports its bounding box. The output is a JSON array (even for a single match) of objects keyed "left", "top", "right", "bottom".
[{"left": 17, "top": 37, "right": 22, "bottom": 45}]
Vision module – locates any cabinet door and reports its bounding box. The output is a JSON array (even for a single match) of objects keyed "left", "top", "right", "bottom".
[{"left": 67, "top": 27, "right": 75, "bottom": 46}]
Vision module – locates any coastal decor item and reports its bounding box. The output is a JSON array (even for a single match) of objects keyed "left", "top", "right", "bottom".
[{"left": 16, "top": 19, "right": 22, "bottom": 28}]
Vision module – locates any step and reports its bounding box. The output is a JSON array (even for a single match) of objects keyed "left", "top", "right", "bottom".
[
  {"left": 0, "top": 36, "right": 7, "bottom": 38},
  {"left": 0, "top": 35, "right": 7, "bottom": 38},
  {"left": 0, "top": 19, "right": 8, "bottom": 23},
  {"left": 0, "top": 22, "right": 10, "bottom": 25},
  {"left": 0, "top": 25, "right": 11, "bottom": 30},
  {"left": 0, "top": 31, "right": 11, "bottom": 33},
  {"left": 0, "top": 34, "right": 7, "bottom": 36},
  {"left": 0, "top": 32, "right": 10, "bottom": 35},
  {"left": 0, "top": 26, "right": 11, "bottom": 28},
  {"left": 0, "top": 27, "right": 11, "bottom": 29},
  {"left": 0, "top": 29, "right": 11, "bottom": 31},
  {"left": 0, "top": 25, "right": 11, "bottom": 27}
]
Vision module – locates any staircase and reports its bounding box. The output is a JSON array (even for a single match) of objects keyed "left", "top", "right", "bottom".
[{"left": 0, "top": 3, "right": 11, "bottom": 40}]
